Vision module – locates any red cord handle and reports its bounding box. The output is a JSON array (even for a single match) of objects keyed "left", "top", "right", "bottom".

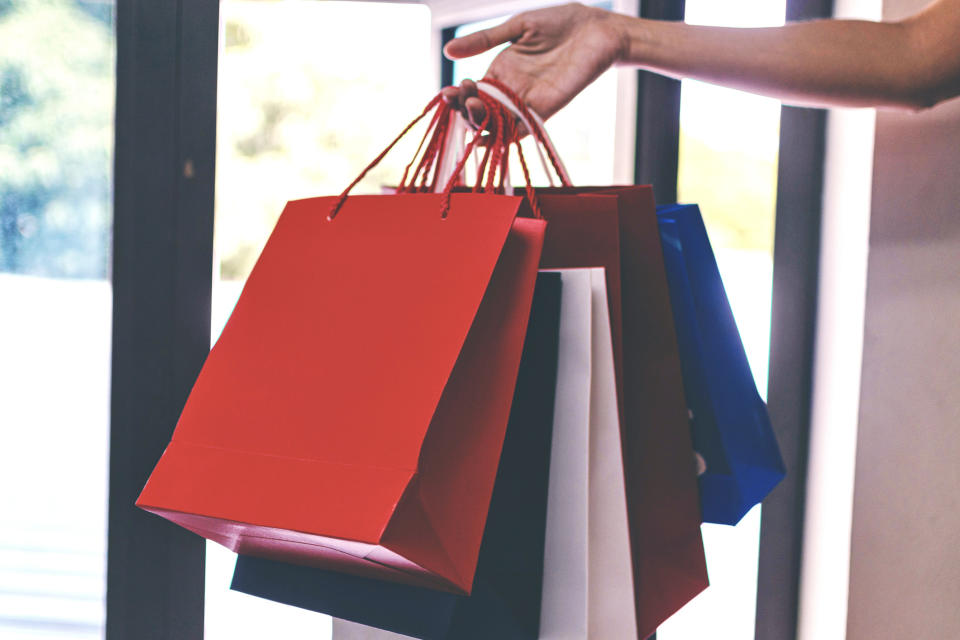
[
  {"left": 479, "top": 77, "right": 573, "bottom": 188},
  {"left": 329, "top": 89, "right": 544, "bottom": 221},
  {"left": 329, "top": 94, "right": 444, "bottom": 220},
  {"left": 397, "top": 102, "right": 446, "bottom": 192}
]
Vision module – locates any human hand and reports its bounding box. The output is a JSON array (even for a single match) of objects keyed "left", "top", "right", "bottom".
[{"left": 441, "top": 3, "right": 627, "bottom": 127}]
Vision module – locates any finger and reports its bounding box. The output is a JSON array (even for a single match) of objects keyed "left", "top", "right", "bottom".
[
  {"left": 464, "top": 96, "right": 487, "bottom": 129},
  {"left": 461, "top": 80, "right": 480, "bottom": 120},
  {"left": 443, "top": 18, "right": 524, "bottom": 59},
  {"left": 461, "top": 78, "right": 479, "bottom": 100},
  {"left": 443, "top": 87, "right": 469, "bottom": 115},
  {"left": 440, "top": 86, "right": 461, "bottom": 108}
]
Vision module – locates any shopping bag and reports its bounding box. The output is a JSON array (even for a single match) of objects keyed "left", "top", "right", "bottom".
[
  {"left": 136, "top": 95, "right": 547, "bottom": 594},
  {"left": 232, "top": 272, "right": 563, "bottom": 640},
  {"left": 470, "top": 80, "right": 709, "bottom": 636},
  {"left": 537, "top": 268, "right": 637, "bottom": 639},
  {"left": 656, "top": 204, "right": 785, "bottom": 525},
  {"left": 537, "top": 187, "right": 709, "bottom": 635},
  {"left": 584, "top": 268, "right": 638, "bottom": 638}
]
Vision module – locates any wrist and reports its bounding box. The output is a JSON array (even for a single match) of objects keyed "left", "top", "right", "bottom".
[
  {"left": 613, "top": 15, "right": 656, "bottom": 66},
  {"left": 598, "top": 11, "right": 633, "bottom": 65},
  {"left": 580, "top": 6, "right": 634, "bottom": 67}
]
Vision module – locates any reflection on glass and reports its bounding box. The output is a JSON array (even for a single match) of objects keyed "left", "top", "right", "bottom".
[
  {"left": 207, "top": 3, "right": 433, "bottom": 638},
  {"left": 0, "top": 1, "right": 114, "bottom": 638},
  {"left": 659, "top": 1, "right": 785, "bottom": 639}
]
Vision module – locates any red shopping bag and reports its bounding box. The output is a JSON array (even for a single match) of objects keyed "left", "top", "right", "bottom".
[
  {"left": 471, "top": 80, "right": 709, "bottom": 638},
  {"left": 136, "top": 96, "right": 546, "bottom": 595},
  {"left": 539, "top": 187, "right": 708, "bottom": 637}
]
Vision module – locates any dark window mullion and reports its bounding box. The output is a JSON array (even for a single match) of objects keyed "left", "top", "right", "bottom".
[
  {"left": 107, "top": 0, "right": 218, "bottom": 638},
  {"left": 440, "top": 26, "right": 457, "bottom": 89},
  {"left": 756, "top": 1, "right": 833, "bottom": 639},
  {"left": 634, "top": 0, "right": 685, "bottom": 202}
]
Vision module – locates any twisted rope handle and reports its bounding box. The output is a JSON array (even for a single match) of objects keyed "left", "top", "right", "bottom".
[
  {"left": 408, "top": 102, "right": 453, "bottom": 193},
  {"left": 438, "top": 92, "right": 543, "bottom": 219},
  {"left": 397, "top": 102, "right": 447, "bottom": 192},
  {"left": 329, "top": 88, "right": 547, "bottom": 221},
  {"left": 503, "top": 107, "right": 542, "bottom": 219},
  {"left": 328, "top": 94, "right": 446, "bottom": 220},
  {"left": 478, "top": 78, "right": 573, "bottom": 187}
]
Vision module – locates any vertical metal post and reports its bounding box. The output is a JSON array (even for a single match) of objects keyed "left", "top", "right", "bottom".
[
  {"left": 440, "top": 26, "right": 458, "bottom": 88},
  {"left": 756, "top": 2, "right": 833, "bottom": 638},
  {"left": 107, "top": 0, "right": 219, "bottom": 638},
  {"left": 634, "top": 0, "right": 685, "bottom": 201}
]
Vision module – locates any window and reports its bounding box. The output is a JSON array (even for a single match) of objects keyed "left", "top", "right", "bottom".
[
  {"left": 107, "top": 0, "right": 801, "bottom": 635},
  {"left": 0, "top": 1, "right": 114, "bottom": 638},
  {"left": 206, "top": 2, "right": 433, "bottom": 638},
  {"left": 658, "top": 1, "right": 786, "bottom": 638}
]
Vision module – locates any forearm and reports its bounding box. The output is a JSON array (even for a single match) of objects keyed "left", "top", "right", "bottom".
[{"left": 616, "top": 14, "right": 950, "bottom": 110}]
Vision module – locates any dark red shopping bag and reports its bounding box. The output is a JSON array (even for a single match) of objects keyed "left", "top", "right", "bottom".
[
  {"left": 539, "top": 187, "right": 709, "bottom": 637},
  {"left": 137, "top": 96, "right": 546, "bottom": 595},
  {"left": 471, "top": 80, "right": 709, "bottom": 638}
]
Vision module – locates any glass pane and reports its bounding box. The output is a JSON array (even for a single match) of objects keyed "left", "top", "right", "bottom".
[
  {"left": 206, "top": 2, "right": 433, "bottom": 638},
  {"left": 452, "top": 3, "right": 619, "bottom": 186},
  {"left": 659, "top": 1, "right": 785, "bottom": 638},
  {"left": 0, "top": 1, "right": 114, "bottom": 638}
]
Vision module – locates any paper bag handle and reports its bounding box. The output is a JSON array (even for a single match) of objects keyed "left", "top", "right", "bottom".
[
  {"left": 329, "top": 91, "right": 542, "bottom": 220},
  {"left": 477, "top": 78, "right": 573, "bottom": 188}
]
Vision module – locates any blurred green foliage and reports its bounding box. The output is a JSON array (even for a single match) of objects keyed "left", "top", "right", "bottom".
[
  {"left": 678, "top": 133, "right": 778, "bottom": 253},
  {"left": 0, "top": 0, "right": 113, "bottom": 279},
  {"left": 215, "top": 2, "right": 432, "bottom": 280}
]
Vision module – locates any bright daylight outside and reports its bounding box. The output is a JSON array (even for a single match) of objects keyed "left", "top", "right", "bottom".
[
  {"left": 1, "top": 1, "right": 114, "bottom": 638},
  {"left": 0, "top": 0, "right": 785, "bottom": 637},
  {"left": 205, "top": 2, "right": 434, "bottom": 638},
  {"left": 660, "top": 0, "right": 786, "bottom": 638}
]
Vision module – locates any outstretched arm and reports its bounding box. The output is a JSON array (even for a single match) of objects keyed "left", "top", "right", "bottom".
[
  {"left": 620, "top": 1, "right": 960, "bottom": 110},
  {"left": 443, "top": 0, "right": 960, "bottom": 120}
]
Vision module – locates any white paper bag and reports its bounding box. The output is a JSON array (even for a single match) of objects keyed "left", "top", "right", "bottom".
[
  {"left": 540, "top": 268, "right": 637, "bottom": 640},
  {"left": 585, "top": 269, "right": 637, "bottom": 638},
  {"left": 332, "top": 621, "right": 409, "bottom": 640},
  {"left": 538, "top": 268, "right": 593, "bottom": 639}
]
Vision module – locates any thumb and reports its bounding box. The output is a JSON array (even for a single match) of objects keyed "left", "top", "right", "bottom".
[{"left": 443, "top": 18, "right": 524, "bottom": 59}]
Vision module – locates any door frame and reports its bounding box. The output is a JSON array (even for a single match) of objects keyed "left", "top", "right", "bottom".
[{"left": 107, "top": 1, "right": 219, "bottom": 638}]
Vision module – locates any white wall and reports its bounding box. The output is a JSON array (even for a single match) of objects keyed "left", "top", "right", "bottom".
[
  {"left": 799, "top": 7, "right": 881, "bottom": 640},
  {"left": 845, "top": 0, "right": 960, "bottom": 637},
  {"left": 800, "top": 105, "right": 875, "bottom": 640}
]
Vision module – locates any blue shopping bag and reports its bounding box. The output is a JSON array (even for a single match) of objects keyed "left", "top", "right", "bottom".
[
  {"left": 230, "top": 272, "right": 562, "bottom": 640},
  {"left": 656, "top": 204, "right": 785, "bottom": 525}
]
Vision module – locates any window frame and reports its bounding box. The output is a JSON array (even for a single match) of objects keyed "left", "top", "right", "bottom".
[
  {"left": 757, "top": 2, "right": 834, "bottom": 639},
  {"left": 634, "top": 0, "right": 685, "bottom": 202},
  {"left": 107, "top": 1, "right": 219, "bottom": 638},
  {"left": 104, "top": 0, "right": 828, "bottom": 637}
]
